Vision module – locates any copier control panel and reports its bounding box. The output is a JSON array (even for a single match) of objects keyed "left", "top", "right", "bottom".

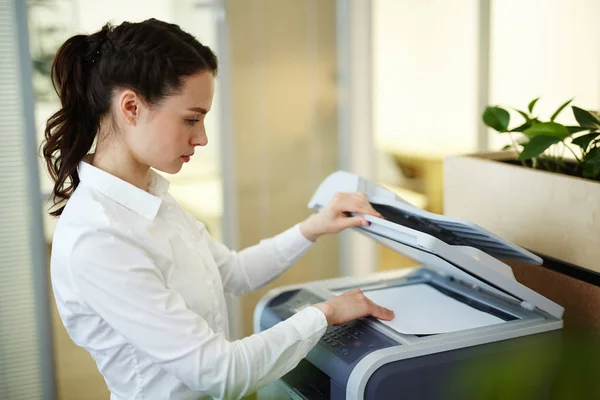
[{"left": 260, "top": 289, "right": 399, "bottom": 365}]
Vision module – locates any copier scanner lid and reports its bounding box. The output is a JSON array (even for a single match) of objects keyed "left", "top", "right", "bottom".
[{"left": 309, "top": 171, "right": 564, "bottom": 319}]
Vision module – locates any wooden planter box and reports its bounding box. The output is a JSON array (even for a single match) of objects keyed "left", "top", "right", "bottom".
[{"left": 443, "top": 151, "right": 600, "bottom": 274}]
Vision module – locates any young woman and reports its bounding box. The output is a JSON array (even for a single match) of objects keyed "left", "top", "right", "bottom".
[{"left": 44, "top": 19, "right": 394, "bottom": 400}]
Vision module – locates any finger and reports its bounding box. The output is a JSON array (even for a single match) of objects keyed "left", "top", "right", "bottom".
[
  {"left": 351, "top": 192, "right": 367, "bottom": 201},
  {"left": 334, "top": 215, "right": 369, "bottom": 231},
  {"left": 361, "top": 204, "right": 383, "bottom": 219},
  {"left": 370, "top": 303, "right": 395, "bottom": 321},
  {"left": 346, "top": 193, "right": 383, "bottom": 218},
  {"left": 355, "top": 196, "right": 383, "bottom": 218},
  {"left": 336, "top": 193, "right": 369, "bottom": 213},
  {"left": 331, "top": 192, "right": 354, "bottom": 213}
]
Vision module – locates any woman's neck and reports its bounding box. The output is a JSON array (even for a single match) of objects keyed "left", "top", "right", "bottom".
[{"left": 91, "top": 141, "right": 151, "bottom": 193}]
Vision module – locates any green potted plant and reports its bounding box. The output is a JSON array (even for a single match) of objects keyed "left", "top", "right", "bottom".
[
  {"left": 443, "top": 98, "right": 600, "bottom": 275},
  {"left": 482, "top": 98, "right": 600, "bottom": 181}
]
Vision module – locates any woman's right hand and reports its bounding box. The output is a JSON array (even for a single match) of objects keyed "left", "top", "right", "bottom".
[{"left": 313, "top": 289, "right": 395, "bottom": 326}]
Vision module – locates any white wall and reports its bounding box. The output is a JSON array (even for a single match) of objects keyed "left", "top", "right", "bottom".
[
  {"left": 372, "top": 0, "right": 600, "bottom": 157},
  {"left": 488, "top": 0, "right": 600, "bottom": 150},
  {"left": 373, "top": 0, "right": 480, "bottom": 158}
]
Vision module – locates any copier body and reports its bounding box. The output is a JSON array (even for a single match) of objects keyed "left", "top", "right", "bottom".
[{"left": 254, "top": 171, "right": 564, "bottom": 399}]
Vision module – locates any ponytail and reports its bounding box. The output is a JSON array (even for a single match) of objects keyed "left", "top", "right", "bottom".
[
  {"left": 42, "top": 31, "right": 105, "bottom": 217},
  {"left": 42, "top": 20, "right": 218, "bottom": 216}
]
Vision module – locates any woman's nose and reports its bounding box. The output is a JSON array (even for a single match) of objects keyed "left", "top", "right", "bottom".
[{"left": 192, "top": 129, "right": 208, "bottom": 147}]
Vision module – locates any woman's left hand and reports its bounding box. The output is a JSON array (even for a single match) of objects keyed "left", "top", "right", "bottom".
[{"left": 299, "top": 192, "right": 383, "bottom": 242}]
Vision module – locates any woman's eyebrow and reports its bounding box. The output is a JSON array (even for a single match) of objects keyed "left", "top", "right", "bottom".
[{"left": 187, "top": 107, "right": 209, "bottom": 114}]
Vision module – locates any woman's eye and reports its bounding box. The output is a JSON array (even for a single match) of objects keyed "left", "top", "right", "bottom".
[{"left": 186, "top": 119, "right": 200, "bottom": 126}]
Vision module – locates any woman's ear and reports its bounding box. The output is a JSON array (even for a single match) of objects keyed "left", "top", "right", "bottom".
[{"left": 118, "top": 89, "right": 140, "bottom": 126}]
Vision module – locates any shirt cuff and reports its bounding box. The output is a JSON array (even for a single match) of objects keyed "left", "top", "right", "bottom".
[
  {"left": 285, "top": 306, "right": 328, "bottom": 341},
  {"left": 272, "top": 223, "right": 314, "bottom": 266}
]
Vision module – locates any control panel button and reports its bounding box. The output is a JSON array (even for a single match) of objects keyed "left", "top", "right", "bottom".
[{"left": 339, "top": 348, "right": 350, "bottom": 355}]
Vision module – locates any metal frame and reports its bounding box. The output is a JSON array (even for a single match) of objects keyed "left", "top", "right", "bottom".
[
  {"left": 12, "top": 0, "right": 56, "bottom": 398},
  {"left": 336, "top": 0, "right": 377, "bottom": 277},
  {"left": 211, "top": 0, "right": 243, "bottom": 340},
  {"left": 477, "top": 0, "right": 492, "bottom": 151}
]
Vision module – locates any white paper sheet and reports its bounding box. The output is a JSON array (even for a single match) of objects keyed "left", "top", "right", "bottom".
[{"left": 362, "top": 284, "right": 504, "bottom": 335}]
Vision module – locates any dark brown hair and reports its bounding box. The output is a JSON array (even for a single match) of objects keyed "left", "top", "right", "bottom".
[{"left": 42, "top": 18, "right": 218, "bottom": 216}]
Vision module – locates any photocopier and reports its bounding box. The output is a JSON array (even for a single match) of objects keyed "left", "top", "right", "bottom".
[{"left": 254, "top": 171, "right": 564, "bottom": 400}]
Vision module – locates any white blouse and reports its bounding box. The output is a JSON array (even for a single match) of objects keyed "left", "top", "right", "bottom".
[{"left": 50, "top": 161, "right": 328, "bottom": 400}]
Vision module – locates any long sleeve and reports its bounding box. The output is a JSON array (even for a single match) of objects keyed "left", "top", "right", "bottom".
[
  {"left": 203, "top": 222, "right": 314, "bottom": 296},
  {"left": 68, "top": 230, "right": 327, "bottom": 399}
]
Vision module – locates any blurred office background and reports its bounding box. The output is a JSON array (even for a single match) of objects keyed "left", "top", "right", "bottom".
[{"left": 1, "top": 0, "right": 599, "bottom": 398}]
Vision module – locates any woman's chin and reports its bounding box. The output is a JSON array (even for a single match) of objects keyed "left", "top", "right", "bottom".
[{"left": 153, "top": 162, "right": 183, "bottom": 175}]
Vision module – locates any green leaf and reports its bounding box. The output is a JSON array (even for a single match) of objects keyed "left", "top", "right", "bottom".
[
  {"left": 583, "top": 147, "right": 600, "bottom": 164},
  {"left": 528, "top": 97, "right": 540, "bottom": 113},
  {"left": 483, "top": 106, "right": 510, "bottom": 132},
  {"left": 513, "top": 108, "right": 531, "bottom": 122},
  {"left": 518, "top": 136, "right": 561, "bottom": 160},
  {"left": 582, "top": 148, "right": 600, "bottom": 179},
  {"left": 571, "top": 132, "right": 600, "bottom": 151},
  {"left": 567, "top": 126, "right": 589, "bottom": 134},
  {"left": 510, "top": 121, "right": 532, "bottom": 132},
  {"left": 582, "top": 164, "right": 600, "bottom": 179},
  {"left": 523, "top": 122, "right": 569, "bottom": 139},
  {"left": 572, "top": 106, "right": 600, "bottom": 129},
  {"left": 550, "top": 98, "right": 573, "bottom": 122},
  {"left": 518, "top": 135, "right": 561, "bottom": 160}
]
